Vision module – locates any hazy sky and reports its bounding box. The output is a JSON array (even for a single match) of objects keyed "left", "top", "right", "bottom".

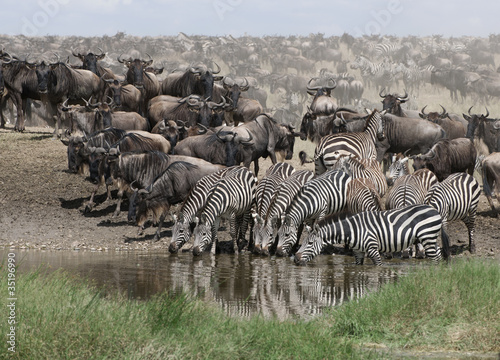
[{"left": 1, "top": 0, "right": 499, "bottom": 38}]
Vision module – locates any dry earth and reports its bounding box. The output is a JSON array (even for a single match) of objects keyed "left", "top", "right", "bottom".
[{"left": 0, "top": 125, "right": 499, "bottom": 260}]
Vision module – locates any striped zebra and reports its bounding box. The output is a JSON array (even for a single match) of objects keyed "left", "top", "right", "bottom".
[
  {"left": 252, "top": 162, "right": 295, "bottom": 254},
  {"left": 192, "top": 167, "right": 257, "bottom": 255},
  {"left": 294, "top": 204, "right": 449, "bottom": 266},
  {"left": 374, "top": 43, "right": 401, "bottom": 59},
  {"left": 256, "top": 170, "right": 315, "bottom": 255},
  {"left": 169, "top": 166, "right": 246, "bottom": 253},
  {"left": 424, "top": 173, "right": 481, "bottom": 254},
  {"left": 385, "top": 168, "right": 439, "bottom": 258},
  {"left": 276, "top": 169, "right": 351, "bottom": 257},
  {"left": 333, "top": 155, "right": 387, "bottom": 197},
  {"left": 312, "top": 109, "right": 384, "bottom": 175},
  {"left": 345, "top": 178, "right": 382, "bottom": 214},
  {"left": 386, "top": 153, "right": 410, "bottom": 186}
]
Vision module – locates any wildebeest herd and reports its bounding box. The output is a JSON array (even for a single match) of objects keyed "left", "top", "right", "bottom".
[{"left": 1, "top": 32, "right": 500, "bottom": 265}]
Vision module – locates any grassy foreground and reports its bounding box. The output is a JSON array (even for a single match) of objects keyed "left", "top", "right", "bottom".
[{"left": 1, "top": 259, "right": 499, "bottom": 359}]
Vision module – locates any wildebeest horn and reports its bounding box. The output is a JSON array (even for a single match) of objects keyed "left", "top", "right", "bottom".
[
  {"left": 306, "top": 77, "right": 322, "bottom": 91},
  {"left": 420, "top": 105, "right": 428, "bottom": 116},
  {"left": 1, "top": 51, "right": 12, "bottom": 64},
  {"left": 484, "top": 107, "right": 489, "bottom": 118},
  {"left": 97, "top": 47, "right": 105, "bottom": 57},
  {"left": 72, "top": 49, "right": 82, "bottom": 58},
  {"left": 427, "top": 148, "right": 437, "bottom": 159},
  {"left": 468, "top": 106, "right": 474, "bottom": 116},
  {"left": 130, "top": 180, "right": 139, "bottom": 192},
  {"left": 240, "top": 77, "right": 250, "bottom": 91},
  {"left": 52, "top": 52, "right": 60, "bottom": 64},
  {"left": 105, "top": 96, "right": 114, "bottom": 106},
  {"left": 223, "top": 76, "right": 234, "bottom": 87},
  {"left": 212, "top": 62, "right": 221, "bottom": 74},
  {"left": 403, "top": 148, "right": 412, "bottom": 157},
  {"left": 117, "top": 54, "right": 125, "bottom": 63},
  {"left": 325, "top": 78, "right": 337, "bottom": 90},
  {"left": 61, "top": 98, "right": 71, "bottom": 111},
  {"left": 397, "top": 90, "right": 409, "bottom": 101},
  {"left": 239, "top": 129, "right": 253, "bottom": 144},
  {"left": 439, "top": 105, "right": 447, "bottom": 117},
  {"left": 379, "top": 88, "right": 387, "bottom": 98}
]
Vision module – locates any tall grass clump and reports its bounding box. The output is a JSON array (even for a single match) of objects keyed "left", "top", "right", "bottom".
[{"left": 326, "top": 259, "right": 500, "bottom": 352}]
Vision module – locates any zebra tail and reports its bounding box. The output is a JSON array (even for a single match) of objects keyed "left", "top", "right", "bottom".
[
  {"left": 299, "top": 151, "right": 313, "bottom": 165},
  {"left": 441, "top": 227, "right": 450, "bottom": 261}
]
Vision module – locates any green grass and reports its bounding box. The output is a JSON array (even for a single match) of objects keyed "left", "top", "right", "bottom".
[{"left": 0, "top": 259, "right": 498, "bottom": 359}]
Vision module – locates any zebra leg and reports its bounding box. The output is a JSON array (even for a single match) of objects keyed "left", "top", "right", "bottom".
[
  {"left": 464, "top": 216, "right": 476, "bottom": 254},
  {"left": 236, "top": 211, "right": 251, "bottom": 252},
  {"left": 353, "top": 251, "right": 365, "bottom": 265},
  {"left": 415, "top": 243, "right": 426, "bottom": 259},
  {"left": 421, "top": 237, "right": 442, "bottom": 263},
  {"left": 229, "top": 214, "right": 238, "bottom": 254},
  {"left": 367, "top": 247, "right": 383, "bottom": 266}
]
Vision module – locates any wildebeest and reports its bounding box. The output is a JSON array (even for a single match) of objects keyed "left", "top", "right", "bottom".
[
  {"left": 221, "top": 113, "right": 299, "bottom": 175},
  {"left": 412, "top": 138, "right": 477, "bottom": 182},
  {"left": 35, "top": 55, "right": 104, "bottom": 137},
  {"left": 305, "top": 77, "right": 337, "bottom": 116},
  {"left": 226, "top": 97, "right": 263, "bottom": 126},
  {"left": 117, "top": 54, "right": 161, "bottom": 115},
  {"left": 174, "top": 128, "right": 253, "bottom": 166},
  {"left": 94, "top": 102, "right": 150, "bottom": 132},
  {"left": 464, "top": 107, "right": 500, "bottom": 155},
  {"left": 102, "top": 79, "right": 142, "bottom": 113},
  {"left": 481, "top": 152, "right": 500, "bottom": 215},
  {"left": 148, "top": 94, "right": 226, "bottom": 129},
  {"left": 419, "top": 105, "right": 466, "bottom": 139},
  {"left": 161, "top": 63, "right": 223, "bottom": 100},
  {"left": 379, "top": 88, "right": 411, "bottom": 117},
  {"left": 72, "top": 48, "right": 115, "bottom": 80},
  {"left": 151, "top": 119, "right": 182, "bottom": 148},
  {"left": 133, "top": 161, "right": 225, "bottom": 239},
  {"left": 1, "top": 52, "right": 42, "bottom": 132}
]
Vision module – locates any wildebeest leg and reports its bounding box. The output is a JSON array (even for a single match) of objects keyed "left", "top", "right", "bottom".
[
  {"left": 253, "top": 159, "right": 259, "bottom": 177},
  {"left": 153, "top": 213, "right": 167, "bottom": 241},
  {"left": 11, "top": 92, "right": 24, "bottom": 132},
  {"left": 112, "top": 184, "right": 126, "bottom": 217},
  {"left": 85, "top": 183, "right": 101, "bottom": 212}
]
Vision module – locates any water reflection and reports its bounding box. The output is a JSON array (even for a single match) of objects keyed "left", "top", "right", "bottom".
[{"left": 1, "top": 249, "right": 428, "bottom": 320}]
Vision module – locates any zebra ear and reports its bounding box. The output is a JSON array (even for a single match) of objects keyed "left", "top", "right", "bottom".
[
  {"left": 172, "top": 214, "right": 177, "bottom": 222},
  {"left": 194, "top": 216, "right": 200, "bottom": 225}
]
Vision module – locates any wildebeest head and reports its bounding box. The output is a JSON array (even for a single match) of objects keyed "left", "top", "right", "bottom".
[
  {"left": 380, "top": 88, "right": 409, "bottom": 115},
  {"left": 35, "top": 60, "right": 51, "bottom": 93},
  {"left": 60, "top": 133, "right": 87, "bottom": 174},
  {"left": 419, "top": 105, "right": 448, "bottom": 123},
  {"left": 72, "top": 49, "right": 105, "bottom": 76},
  {"left": 152, "top": 119, "right": 181, "bottom": 148},
  {"left": 276, "top": 123, "right": 299, "bottom": 160},
  {"left": 104, "top": 79, "right": 123, "bottom": 106},
  {"left": 306, "top": 77, "right": 336, "bottom": 98},
  {"left": 183, "top": 95, "right": 226, "bottom": 128},
  {"left": 188, "top": 63, "right": 223, "bottom": 100},
  {"left": 222, "top": 77, "right": 249, "bottom": 110},
  {"left": 463, "top": 106, "right": 490, "bottom": 138},
  {"left": 118, "top": 53, "right": 153, "bottom": 89}
]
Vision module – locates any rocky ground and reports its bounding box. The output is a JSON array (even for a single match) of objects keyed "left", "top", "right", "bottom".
[{"left": 0, "top": 126, "right": 499, "bottom": 260}]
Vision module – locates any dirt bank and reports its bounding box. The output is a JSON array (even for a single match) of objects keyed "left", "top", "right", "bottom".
[{"left": 0, "top": 126, "right": 499, "bottom": 260}]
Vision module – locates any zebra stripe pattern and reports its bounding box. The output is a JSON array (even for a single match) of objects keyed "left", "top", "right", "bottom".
[
  {"left": 424, "top": 172, "right": 480, "bottom": 253},
  {"left": 169, "top": 166, "right": 246, "bottom": 253},
  {"left": 294, "top": 204, "right": 448, "bottom": 266},
  {"left": 192, "top": 167, "right": 257, "bottom": 255},
  {"left": 276, "top": 169, "right": 351, "bottom": 257},
  {"left": 333, "top": 155, "right": 388, "bottom": 196},
  {"left": 346, "top": 178, "right": 382, "bottom": 214},
  {"left": 313, "top": 109, "right": 383, "bottom": 175},
  {"left": 252, "top": 162, "right": 295, "bottom": 254},
  {"left": 256, "top": 169, "right": 315, "bottom": 255}
]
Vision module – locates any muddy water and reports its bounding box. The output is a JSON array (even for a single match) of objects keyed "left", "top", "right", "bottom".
[{"left": 2, "top": 249, "right": 430, "bottom": 320}]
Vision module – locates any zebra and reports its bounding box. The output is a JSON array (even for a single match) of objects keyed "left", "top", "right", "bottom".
[
  {"left": 192, "top": 167, "right": 257, "bottom": 255},
  {"left": 252, "top": 162, "right": 295, "bottom": 254},
  {"left": 256, "top": 169, "right": 315, "bottom": 256},
  {"left": 276, "top": 169, "right": 351, "bottom": 257},
  {"left": 374, "top": 43, "right": 401, "bottom": 60},
  {"left": 294, "top": 204, "right": 449, "bottom": 266},
  {"left": 424, "top": 172, "right": 481, "bottom": 254},
  {"left": 345, "top": 178, "right": 382, "bottom": 214},
  {"left": 386, "top": 153, "right": 410, "bottom": 186},
  {"left": 311, "top": 109, "right": 384, "bottom": 175},
  {"left": 333, "top": 155, "right": 388, "bottom": 197},
  {"left": 169, "top": 166, "right": 246, "bottom": 254},
  {"left": 385, "top": 168, "right": 439, "bottom": 258}
]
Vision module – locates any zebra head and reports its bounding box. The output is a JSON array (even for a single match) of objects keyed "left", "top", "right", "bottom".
[
  {"left": 294, "top": 224, "right": 323, "bottom": 266},
  {"left": 276, "top": 215, "right": 298, "bottom": 257},
  {"left": 387, "top": 152, "right": 410, "bottom": 186},
  {"left": 260, "top": 216, "right": 280, "bottom": 256},
  {"left": 251, "top": 212, "right": 265, "bottom": 254},
  {"left": 169, "top": 212, "right": 192, "bottom": 254},
  {"left": 192, "top": 214, "right": 213, "bottom": 256}
]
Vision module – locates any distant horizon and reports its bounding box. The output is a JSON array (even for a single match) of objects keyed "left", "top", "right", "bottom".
[{"left": 1, "top": 0, "right": 498, "bottom": 40}]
